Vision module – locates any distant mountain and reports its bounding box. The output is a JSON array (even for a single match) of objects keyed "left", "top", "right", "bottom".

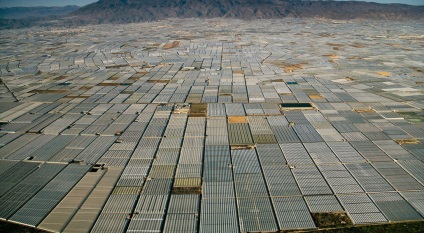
[
  {"left": 1, "top": 1, "right": 423, "bottom": 29},
  {"left": 0, "top": 5, "right": 79, "bottom": 19},
  {"left": 67, "top": 0, "right": 424, "bottom": 24}
]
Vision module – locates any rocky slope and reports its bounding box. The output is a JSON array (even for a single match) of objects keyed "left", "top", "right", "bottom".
[
  {"left": 67, "top": 0, "right": 424, "bottom": 24},
  {"left": 1, "top": 0, "right": 423, "bottom": 28}
]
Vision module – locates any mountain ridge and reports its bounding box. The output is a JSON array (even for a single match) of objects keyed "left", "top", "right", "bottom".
[
  {"left": 1, "top": 0, "right": 423, "bottom": 29},
  {"left": 68, "top": 0, "right": 424, "bottom": 23},
  {"left": 0, "top": 5, "right": 79, "bottom": 19}
]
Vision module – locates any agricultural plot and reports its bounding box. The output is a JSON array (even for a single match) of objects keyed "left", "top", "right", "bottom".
[{"left": 0, "top": 18, "right": 423, "bottom": 232}]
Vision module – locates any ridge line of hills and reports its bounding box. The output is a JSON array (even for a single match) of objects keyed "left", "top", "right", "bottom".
[
  {"left": 0, "top": 5, "right": 79, "bottom": 20},
  {"left": 1, "top": 0, "right": 423, "bottom": 29}
]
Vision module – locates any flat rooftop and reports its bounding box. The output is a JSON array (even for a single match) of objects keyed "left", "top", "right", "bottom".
[{"left": 0, "top": 18, "right": 423, "bottom": 232}]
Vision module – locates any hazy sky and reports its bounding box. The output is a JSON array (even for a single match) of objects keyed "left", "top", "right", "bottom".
[{"left": 0, "top": 0, "right": 422, "bottom": 7}]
